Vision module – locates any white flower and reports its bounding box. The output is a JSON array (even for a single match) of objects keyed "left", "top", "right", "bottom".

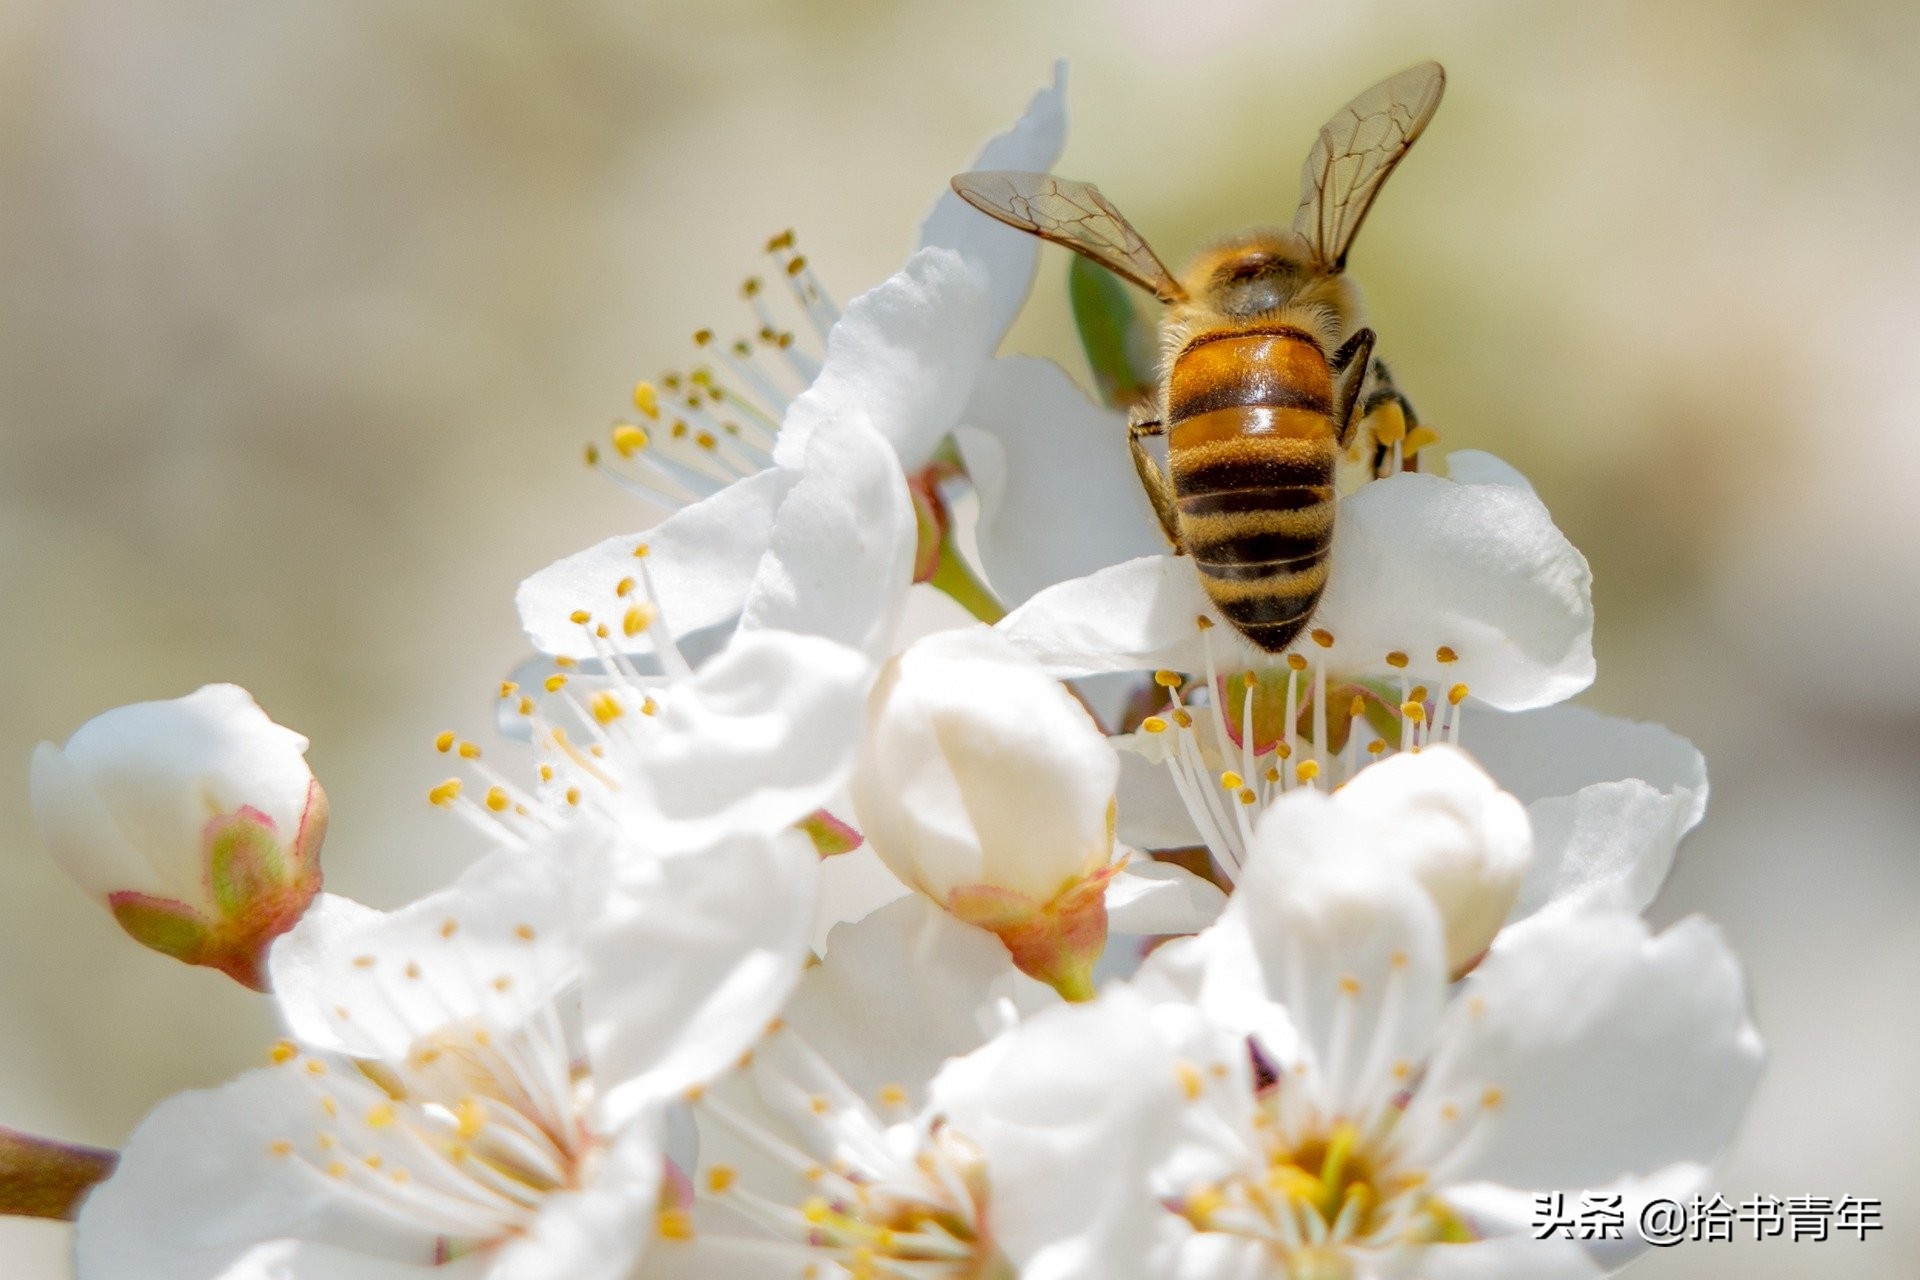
[
  {"left": 1004, "top": 786, "right": 1762, "bottom": 1280},
  {"left": 661, "top": 894, "right": 1186, "bottom": 1280},
  {"left": 30, "top": 683, "right": 326, "bottom": 989},
  {"left": 851, "top": 628, "right": 1222, "bottom": 997},
  {"left": 76, "top": 815, "right": 821, "bottom": 1280},
  {"left": 517, "top": 66, "right": 1152, "bottom": 666}
]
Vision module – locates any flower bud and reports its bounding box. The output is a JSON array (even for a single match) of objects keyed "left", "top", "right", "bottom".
[
  {"left": 29, "top": 684, "right": 326, "bottom": 989},
  {"left": 850, "top": 629, "right": 1118, "bottom": 998},
  {"left": 1333, "top": 744, "right": 1530, "bottom": 977}
]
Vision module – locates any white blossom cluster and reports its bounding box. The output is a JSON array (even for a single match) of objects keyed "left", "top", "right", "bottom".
[{"left": 19, "top": 68, "right": 1761, "bottom": 1280}]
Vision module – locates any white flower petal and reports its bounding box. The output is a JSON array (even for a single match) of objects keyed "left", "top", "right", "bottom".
[
  {"left": 75, "top": 1069, "right": 442, "bottom": 1280},
  {"left": 1312, "top": 472, "right": 1594, "bottom": 709},
  {"left": 584, "top": 829, "right": 818, "bottom": 1131},
  {"left": 1400, "top": 913, "right": 1762, "bottom": 1193},
  {"left": 269, "top": 844, "right": 579, "bottom": 1060},
  {"left": 516, "top": 466, "right": 795, "bottom": 660},
  {"left": 1463, "top": 705, "right": 1707, "bottom": 923},
  {"left": 1443, "top": 448, "right": 1536, "bottom": 492},
  {"left": 602, "top": 629, "right": 871, "bottom": 855},
  {"left": 485, "top": 1117, "right": 663, "bottom": 1280},
  {"left": 998, "top": 554, "right": 1217, "bottom": 678},
  {"left": 1106, "top": 859, "right": 1227, "bottom": 937},
  {"left": 917, "top": 61, "right": 1067, "bottom": 343},
  {"left": 771, "top": 247, "right": 994, "bottom": 469},
  {"left": 931, "top": 987, "right": 1187, "bottom": 1280},
  {"left": 1409, "top": 1235, "right": 1605, "bottom": 1280},
  {"left": 740, "top": 406, "right": 917, "bottom": 663},
  {"left": 964, "top": 356, "right": 1167, "bottom": 607},
  {"left": 1201, "top": 790, "right": 1447, "bottom": 1110},
  {"left": 775, "top": 894, "right": 1056, "bottom": 1110},
  {"left": 812, "top": 841, "right": 910, "bottom": 952},
  {"left": 1115, "top": 744, "right": 1205, "bottom": 850}
]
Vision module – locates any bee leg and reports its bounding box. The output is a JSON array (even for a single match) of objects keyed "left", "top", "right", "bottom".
[
  {"left": 1127, "top": 414, "right": 1182, "bottom": 549},
  {"left": 1329, "top": 326, "right": 1377, "bottom": 450},
  {"left": 1357, "top": 358, "right": 1424, "bottom": 478}
]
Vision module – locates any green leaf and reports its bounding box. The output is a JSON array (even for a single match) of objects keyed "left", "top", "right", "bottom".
[{"left": 1068, "top": 255, "right": 1158, "bottom": 410}]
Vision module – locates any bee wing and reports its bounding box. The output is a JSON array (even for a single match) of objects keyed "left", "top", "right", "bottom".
[
  {"left": 951, "top": 171, "right": 1188, "bottom": 303},
  {"left": 1290, "top": 61, "right": 1446, "bottom": 272}
]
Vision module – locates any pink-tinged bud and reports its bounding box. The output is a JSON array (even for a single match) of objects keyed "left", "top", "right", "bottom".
[
  {"left": 29, "top": 684, "right": 326, "bottom": 990},
  {"left": 852, "top": 629, "right": 1120, "bottom": 996}
]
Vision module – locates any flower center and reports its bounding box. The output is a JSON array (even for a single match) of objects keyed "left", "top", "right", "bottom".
[{"left": 1128, "top": 634, "right": 1472, "bottom": 879}]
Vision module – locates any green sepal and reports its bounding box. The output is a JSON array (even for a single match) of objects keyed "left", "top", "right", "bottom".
[
  {"left": 204, "top": 808, "right": 289, "bottom": 920},
  {"left": 108, "top": 892, "right": 213, "bottom": 965},
  {"left": 1069, "top": 255, "right": 1158, "bottom": 410},
  {"left": 795, "top": 809, "right": 864, "bottom": 858},
  {"left": 0, "top": 1127, "right": 118, "bottom": 1221}
]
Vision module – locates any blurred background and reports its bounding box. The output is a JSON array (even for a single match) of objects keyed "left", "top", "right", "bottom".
[{"left": 1, "top": 0, "right": 1915, "bottom": 1274}]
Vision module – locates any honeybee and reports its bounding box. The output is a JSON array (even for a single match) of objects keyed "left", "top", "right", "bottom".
[{"left": 952, "top": 61, "right": 1445, "bottom": 653}]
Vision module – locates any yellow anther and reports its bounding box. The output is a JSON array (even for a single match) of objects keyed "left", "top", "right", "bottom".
[
  {"left": 555, "top": 655, "right": 577, "bottom": 669},
  {"left": 801, "top": 1197, "right": 830, "bottom": 1224},
  {"left": 1172, "top": 708, "right": 1193, "bottom": 729},
  {"left": 1435, "top": 645, "right": 1459, "bottom": 664},
  {"left": 695, "top": 430, "right": 717, "bottom": 450},
  {"left": 434, "top": 730, "right": 456, "bottom": 753},
  {"left": 514, "top": 923, "right": 536, "bottom": 941},
  {"left": 1153, "top": 669, "right": 1182, "bottom": 688},
  {"left": 641, "top": 696, "right": 659, "bottom": 716},
  {"left": 1348, "top": 694, "right": 1366, "bottom": 719},
  {"left": 1310, "top": 628, "right": 1335, "bottom": 648},
  {"left": 590, "top": 691, "right": 625, "bottom": 724},
  {"left": 351, "top": 954, "right": 375, "bottom": 969},
  {"left": 492, "top": 975, "right": 513, "bottom": 992},
  {"left": 366, "top": 1103, "right": 394, "bottom": 1129},
  {"left": 1176, "top": 1061, "right": 1204, "bottom": 1101},
  {"left": 440, "top": 919, "right": 459, "bottom": 939},
  {"left": 655, "top": 1208, "right": 695, "bottom": 1241},
  {"left": 499, "top": 680, "right": 518, "bottom": 699},
  {"left": 326, "top": 1161, "right": 347, "bottom": 1179},
  {"left": 809, "top": 1094, "right": 831, "bottom": 1116},
  {"left": 612, "top": 423, "right": 649, "bottom": 457},
  {"left": 615, "top": 576, "right": 636, "bottom": 597},
  {"left": 1390, "top": 950, "right": 1410, "bottom": 969},
  {"left": 1141, "top": 715, "right": 1168, "bottom": 734},
  {"left": 624, "top": 604, "right": 656, "bottom": 637},
  {"left": 671, "top": 421, "right": 687, "bottom": 439},
  {"left": 1238, "top": 787, "right": 1257, "bottom": 805},
  {"left": 428, "top": 779, "right": 462, "bottom": 807},
  {"left": 741, "top": 276, "right": 762, "bottom": 298},
  {"left": 786, "top": 254, "right": 808, "bottom": 277},
  {"left": 1275, "top": 742, "right": 1292, "bottom": 759},
  {"left": 1448, "top": 683, "right": 1469, "bottom": 705},
  {"left": 1265, "top": 767, "right": 1281, "bottom": 783},
  {"left": 1468, "top": 996, "right": 1487, "bottom": 1017},
  {"left": 1404, "top": 426, "right": 1441, "bottom": 455},
  {"left": 269, "top": 1139, "right": 293, "bottom": 1156},
  {"left": 707, "top": 1165, "right": 737, "bottom": 1194},
  {"left": 364, "top": 1154, "right": 383, "bottom": 1170},
  {"left": 405, "top": 962, "right": 421, "bottom": 979},
  {"left": 632, "top": 381, "right": 660, "bottom": 419},
  {"left": 306, "top": 1059, "right": 327, "bottom": 1076},
  {"left": 455, "top": 1097, "right": 486, "bottom": 1139},
  {"left": 1196, "top": 614, "right": 1215, "bottom": 630},
  {"left": 1441, "top": 1103, "right": 1460, "bottom": 1122},
  {"left": 458, "top": 741, "right": 481, "bottom": 760},
  {"left": 583, "top": 443, "right": 600, "bottom": 467},
  {"left": 1385, "top": 650, "right": 1410, "bottom": 669},
  {"left": 569, "top": 609, "right": 591, "bottom": 625},
  {"left": 544, "top": 674, "right": 568, "bottom": 693},
  {"left": 485, "top": 786, "right": 509, "bottom": 813},
  {"left": 692, "top": 328, "right": 714, "bottom": 347},
  {"left": 1340, "top": 975, "right": 1363, "bottom": 997},
  {"left": 1393, "top": 1060, "right": 1413, "bottom": 1080},
  {"left": 565, "top": 787, "right": 582, "bottom": 806},
  {"left": 595, "top": 623, "right": 609, "bottom": 639},
  {"left": 1401, "top": 701, "right": 1426, "bottom": 724},
  {"left": 632, "top": 542, "right": 651, "bottom": 558},
  {"left": 517, "top": 696, "right": 534, "bottom": 716},
  {"left": 1220, "top": 770, "right": 1244, "bottom": 791},
  {"left": 878, "top": 1084, "right": 908, "bottom": 1109},
  {"left": 269, "top": 1040, "right": 297, "bottom": 1065},
  {"left": 1287, "top": 653, "right": 1309, "bottom": 672},
  {"left": 1368, "top": 738, "right": 1387, "bottom": 755},
  {"left": 1482, "top": 1086, "right": 1504, "bottom": 1110},
  {"left": 1295, "top": 759, "right": 1321, "bottom": 784},
  {"left": 766, "top": 229, "right": 795, "bottom": 252}
]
